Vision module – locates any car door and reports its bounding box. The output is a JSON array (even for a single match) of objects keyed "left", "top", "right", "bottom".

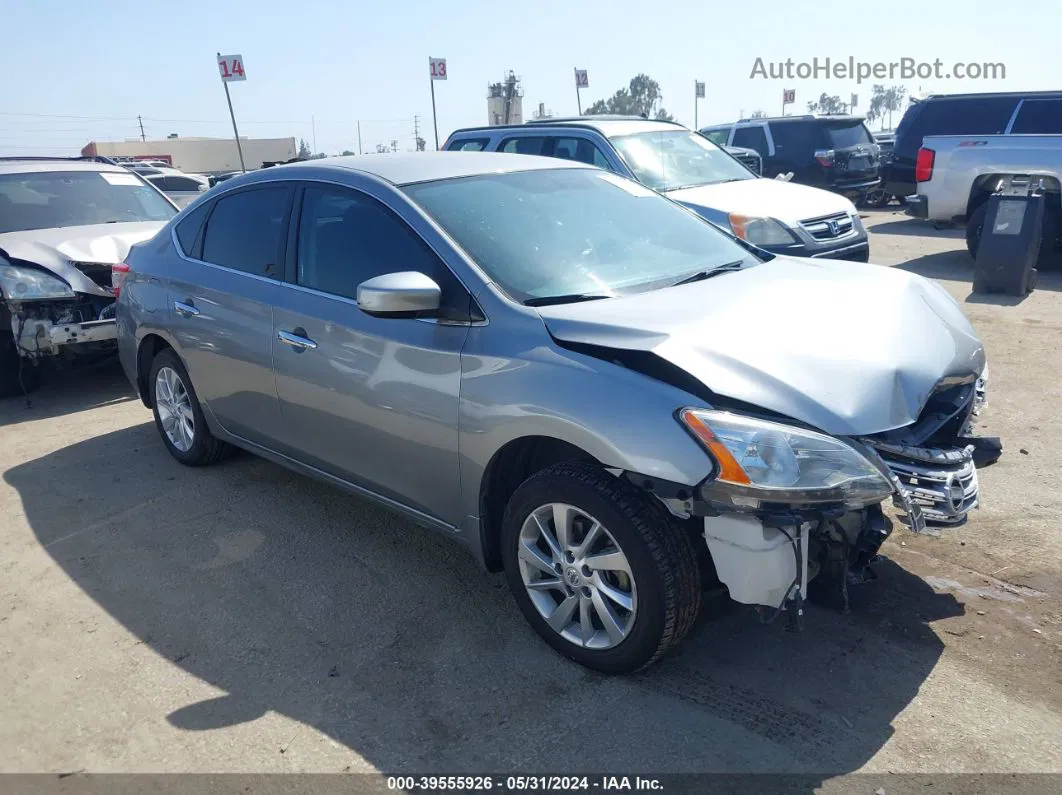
[
  {"left": 168, "top": 183, "right": 292, "bottom": 448},
  {"left": 271, "top": 182, "right": 473, "bottom": 527}
]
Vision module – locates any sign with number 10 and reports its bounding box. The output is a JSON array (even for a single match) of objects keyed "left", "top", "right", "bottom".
[
  {"left": 429, "top": 58, "right": 447, "bottom": 80},
  {"left": 218, "top": 54, "right": 247, "bottom": 82}
]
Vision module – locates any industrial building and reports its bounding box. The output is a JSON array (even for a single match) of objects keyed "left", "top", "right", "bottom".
[
  {"left": 81, "top": 136, "right": 297, "bottom": 175},
  {"left": 487, "top": 72, "right": 523, "bottom": 126}
]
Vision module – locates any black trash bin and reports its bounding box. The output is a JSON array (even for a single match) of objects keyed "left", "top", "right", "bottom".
[{"left": 973, "top": 180, "right": 1044, "bottom": 297}]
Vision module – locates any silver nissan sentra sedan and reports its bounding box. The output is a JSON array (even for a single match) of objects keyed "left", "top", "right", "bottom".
[{"left": 115, "top": 152, "right": 992, "bottom": 674}]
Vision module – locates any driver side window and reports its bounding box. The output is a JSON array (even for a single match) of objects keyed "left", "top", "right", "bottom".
[{"left": 295, "top": 185, "right": 473, "bottom": 320}]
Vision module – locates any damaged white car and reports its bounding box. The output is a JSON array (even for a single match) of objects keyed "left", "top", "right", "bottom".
[
  {"left": 117, "top": 154, "right": 999, "bottom": 674},
  {"left": 0, "top": 157, "right": 177, "bottom": 396}
]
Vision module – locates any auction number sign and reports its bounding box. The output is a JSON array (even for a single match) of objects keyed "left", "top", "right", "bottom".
[
  {"left": 782, "top": 88, "right": 796, "bottom": 105},
  {"left": 430, "top": 57, "right": 447, "bottom": 80},
  {"left": 218, "top": 54, "right": 247, "bottom": 82},
  {"left": 574, "top": 69, "right": 589, "bottom": 89}
]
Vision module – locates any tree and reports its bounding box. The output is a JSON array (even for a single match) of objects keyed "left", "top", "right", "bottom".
[
  {"left": 749, "top": 109, "right": 767, "bottom": 119},
  {"left": 807, "top": 93, "right": 846, "bottom": 114},
  {"left": 584, "top": 74, "right": 673, "bottom": 121},
  {"left": 415, "top": 136, "right": 426, "bottom": 152},
  {"left": 297, "top": 138, "right": 312, "bottom": 159},
  {"left": 867, "top": 84, "right": 908, "bottom": 131}
]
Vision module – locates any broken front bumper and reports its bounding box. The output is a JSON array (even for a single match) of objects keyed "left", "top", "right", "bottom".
[{"left": 11, "top": 316, "right": 117, "bottom": 356}]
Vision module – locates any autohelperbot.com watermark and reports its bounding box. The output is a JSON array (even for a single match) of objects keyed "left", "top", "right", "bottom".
[{"left": 750, "top": 56, "right": 1006, "bottom": 84}]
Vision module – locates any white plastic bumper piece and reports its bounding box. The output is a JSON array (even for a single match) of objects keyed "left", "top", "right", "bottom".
[
  {"left": 13, "top": 317, "right": 117, "bottom": 356},
  {"left": 703, "top": 514, "right": 808, "bottom": 609}
]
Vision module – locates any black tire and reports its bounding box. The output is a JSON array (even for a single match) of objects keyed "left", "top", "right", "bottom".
[
  {"left": 967, "top": 201, "right": 1060, "bottom": 268},
  {"left": 0, "top": 331, "right": 41, "bottom": 398},
  {"left": 861, "top": 188, "right": 891, "bottom": 209},
  {"left": 501, "top": 462, "right": 701, "bottom": 674},
  {"left": 148, "top": 348, "right": 231, "bottom": 466}
]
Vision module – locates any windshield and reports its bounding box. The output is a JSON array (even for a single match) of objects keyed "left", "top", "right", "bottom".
[
  {"left": 609, "top": 130, "right": 756, "bottom": 192},
  {"left": 822, "top": 121, "right": 873, "bottom": 148},
  {"left": 0, "top": 170, "right": 177, "bottom": 233},
  {"left": 403, "top": 168, "right": 754, "bottom": 304}
]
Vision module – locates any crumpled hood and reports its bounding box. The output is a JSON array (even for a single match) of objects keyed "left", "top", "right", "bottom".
[
  {"left": 667, "top": 178, "right": 857, "bottom": 226},
  {"left": 0, "top": 222, "right": 164, "bottom": 297},
  {"left": 537, "top": 257, "right": 985, "bottom": 436}
]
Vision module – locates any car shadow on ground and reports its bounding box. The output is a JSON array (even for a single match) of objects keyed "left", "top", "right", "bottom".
[
  {"left": 5, "top": 425, "right": 963, "bottom": 777},
  {"left": 894, "top": 250, "right": 1062, "bottom": 299},
  {"left": 0, "top": 359, "right": 136, "bottom": 427},
  {"left": 867, "top": 216, "right": 966, "bottom": 239}
]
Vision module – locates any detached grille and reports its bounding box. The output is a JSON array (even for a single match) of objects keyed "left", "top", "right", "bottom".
[
  {"left": 70, "top": 261, "right": 114, "bottom": 290},
  {"left": 872, "top": 442, "right": 979, "bottom": 526},
  {"left": 799, "top": 212, "right": 855, "bottom": 241}
]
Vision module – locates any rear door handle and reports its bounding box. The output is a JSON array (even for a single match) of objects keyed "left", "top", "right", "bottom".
[
  {"left": 174, "top": 300, "right": 200, "bottom": 317},
  {"left": 277, "top": 329, "right": 317, "bottom": 351}
]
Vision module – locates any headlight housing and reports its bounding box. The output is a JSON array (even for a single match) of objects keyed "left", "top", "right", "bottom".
[
  {"left": 0, "top": 263, "right": 75, "bottom": 301},
  {"left": 679, "top": 408, "right": 894, "bottom": 508},
  {"left": 728, "top": 214, "right": 799, "bottom": 247}
]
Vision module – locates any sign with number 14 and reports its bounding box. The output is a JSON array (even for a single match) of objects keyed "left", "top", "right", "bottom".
[{"left": 218, "top": 54, "right": 247, "bottom": 82}]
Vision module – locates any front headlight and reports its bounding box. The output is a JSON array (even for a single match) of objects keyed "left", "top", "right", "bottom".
[
  {"left": 728, "top": 214, "right": 799, "bottom": 247},
  {"left": 679, "top": 408, "right": 893, "bottom": 506},
  {"left": 0, "top": 263, "right": 75, "bottom": 301}
]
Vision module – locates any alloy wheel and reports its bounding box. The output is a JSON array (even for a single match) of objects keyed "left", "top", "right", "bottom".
[
  {"left": 155, "top": 366, "right": 195, "bottom": 453},
  {"left": 517, "top": 503, "right": 637, "bottom": 649}
]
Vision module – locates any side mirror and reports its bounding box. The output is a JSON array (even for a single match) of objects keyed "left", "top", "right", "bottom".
[{"left": 356, "top": 271, "right": 441, "bottom": 316}]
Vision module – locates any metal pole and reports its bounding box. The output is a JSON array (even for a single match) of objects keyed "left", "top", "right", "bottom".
[
  {"left": 138, "top": 115, "right": 146, "bottom": 142},
  {"left": 430, "top": 79, "right": 439, "bottom": 150},
  {"left": 576, "top": 85, "right": 582, "bottom": 115},
  {"left": 357, "top": 121, "right": 363, "bottom": 155},
  {"left": 220, "top": 72, "right": 246, "bottom": 172},
  {"left": 694, "top": 84, "right": 698, "bottom": 130},
  {"left": 311, "top": 115, "right": 317, "bottom": 154}
]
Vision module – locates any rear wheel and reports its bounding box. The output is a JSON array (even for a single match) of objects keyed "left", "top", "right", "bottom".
[
  {"left": 149, "top": 348, "right": 231, "bottom": 466},
  {"left": 0, "top": 331, "right": 41, "bottom": 398},
  {"left": 501, "top": 462, "right": 701, "bottom": 674}
]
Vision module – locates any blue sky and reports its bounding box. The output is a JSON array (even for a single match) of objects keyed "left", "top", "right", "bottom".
[{"left": 1, "top": 0, "right": 1059, "bottom": 156}]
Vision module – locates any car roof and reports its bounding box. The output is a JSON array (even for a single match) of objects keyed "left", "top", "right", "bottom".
[
  {"left": 920, "top": 89, "right": 1062, "bottom": 102},
  {"left": 234, "top": 151, "right": 587, "bottom": 188},
  {"left": 450, "top": 117, "right": 685, "bottom": 139},
  {"left": 0, "top": 159, "right": 128, "bottom": 175}
]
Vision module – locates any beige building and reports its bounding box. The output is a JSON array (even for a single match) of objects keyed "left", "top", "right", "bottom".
[{"left": 82, "top": 136, "right": 297, "bottom": 174}]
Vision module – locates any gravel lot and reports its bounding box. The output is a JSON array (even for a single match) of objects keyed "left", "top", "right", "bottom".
[{"left": 2, "top": 208, "right": 1061, "bottom": 781}]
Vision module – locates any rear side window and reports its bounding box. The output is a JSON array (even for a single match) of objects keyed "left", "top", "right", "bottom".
[
  {"left": 151, "top": 176, "right": 203, "bottom": 192},
  {"left": 201, "top": 187, "right": 289, "bottom": 278},
  {"left": 700, "top": 128, "right": 730, "bottom": 146},
  {"left": 769, "top": 121, "right": 820, "bottom": 155},
  {"left": 732, "top": 126, "right": 769, "bottom": 155},
  {"left": 897, "top": 96, "right": 1017, "bottom": 154},
  {"left": 499, "top": 136, "right": 550, "bottom": 155},
  {"left": 821, "top": 121, "right": 873, "bottom": 148},
  {"left": 174, "top": 201, "right": 210, "bottom": 257},
  {"left": 447, "top": 138, "right": 490, "bottom": 152},
  {"left": 1011, "top": 99, "right": 1062, "bottom": 134},
  {"left": 552, "top": 137, "right": 611, "bottom": 168}
]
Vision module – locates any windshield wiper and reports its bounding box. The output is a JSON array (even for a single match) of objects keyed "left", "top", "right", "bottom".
[
  {"left": 670, "top": 260, "right": 746, "bottom": 287},
  {"left": 524, "top": 293, "right": 612, "bottom": 307}
]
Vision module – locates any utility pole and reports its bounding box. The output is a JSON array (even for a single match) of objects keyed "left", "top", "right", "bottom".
[
  {"left": 357, "top": 121, "right": 363, "bottom": 155},
  {"left": 311, "top": 115, "right": 317, "bottom": 154},
  {"left": 138, "top": 115, "right": 146, "bottom": 142},
  {"left": 413, "top": 115, "right": 420, "bottom": 148},
  {"left": 391, "top": 139, "right": 398, "bottom": 153}
]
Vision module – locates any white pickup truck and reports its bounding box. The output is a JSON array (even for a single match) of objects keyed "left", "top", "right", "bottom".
[{"left": 906, "top": 134, "right": 1062, "bottom": 262}]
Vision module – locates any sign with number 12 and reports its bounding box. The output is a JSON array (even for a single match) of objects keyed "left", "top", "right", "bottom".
[{"left": 218, "top": 54, "right": 247, "bottom": 82}]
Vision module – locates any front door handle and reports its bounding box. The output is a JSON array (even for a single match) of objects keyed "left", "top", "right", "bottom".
[
  {"left": 277, "top": 329, "right": 317, "bottom": 351},
  {"left": 174, "top": 300, "right": 200, "bottom": 317}
]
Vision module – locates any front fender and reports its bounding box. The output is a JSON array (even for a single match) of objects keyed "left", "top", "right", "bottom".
[{"left": 457, "top": 322, "right": 716, "bottom": 534}]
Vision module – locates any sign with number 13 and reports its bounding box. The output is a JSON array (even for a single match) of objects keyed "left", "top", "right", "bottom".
[{"left": 429, "top": 57, "right": 447, "bottom": 80}]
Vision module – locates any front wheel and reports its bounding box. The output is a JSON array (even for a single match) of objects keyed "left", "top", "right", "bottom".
[{"left": 501, "top": 462, "right": 701, "bottom": 674}]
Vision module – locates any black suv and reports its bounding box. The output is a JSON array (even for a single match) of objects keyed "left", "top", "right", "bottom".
[
  {"left": 884, "top": 90, "right": 1062, "bottom": 200},
  {"left": 699, "top": 115, "right": 880, "bottom": 197}
]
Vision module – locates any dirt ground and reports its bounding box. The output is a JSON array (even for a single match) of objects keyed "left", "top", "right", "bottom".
[{"left": 2, "top": 208, "right": 1061, "bottom": 783}]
